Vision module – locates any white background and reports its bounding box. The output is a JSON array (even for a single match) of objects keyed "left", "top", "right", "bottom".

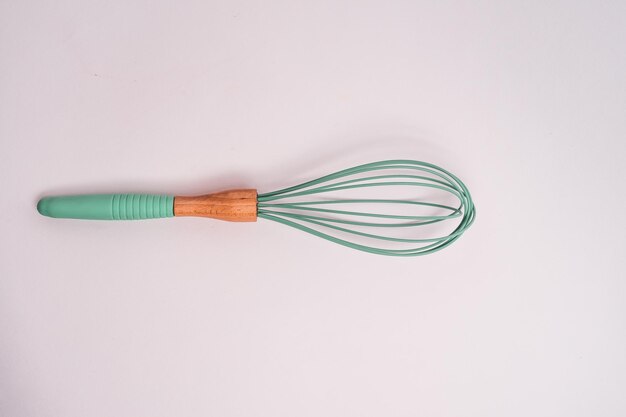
[{"left": 1, "top": 1, "right": 625, "bottom": 416}]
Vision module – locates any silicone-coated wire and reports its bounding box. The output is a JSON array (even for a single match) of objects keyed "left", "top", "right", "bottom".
[{"left": 257, "top": 160, "right": 475, "bottom": 256}]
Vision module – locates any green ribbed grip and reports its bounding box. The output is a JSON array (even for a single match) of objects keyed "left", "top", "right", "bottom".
[{"left": 37, "top": 194, "right": 174, "bottom": 220}]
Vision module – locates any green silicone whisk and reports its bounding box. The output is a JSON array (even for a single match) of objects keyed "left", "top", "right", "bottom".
[{"left": 37, "top": 160, "right": 475, "bottom": 256}]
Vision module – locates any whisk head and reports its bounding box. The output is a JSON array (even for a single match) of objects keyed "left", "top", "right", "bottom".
[{"left": 257, "top": 160, "right": 475, "bottom": 256}]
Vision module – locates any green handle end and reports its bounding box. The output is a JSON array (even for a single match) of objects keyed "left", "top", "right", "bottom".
[
  {"left": 37, "top": 197, "right": 54, "bottom": 217},
  {"left": 37, "top": 194, "right": 174, "bottom": 220}
]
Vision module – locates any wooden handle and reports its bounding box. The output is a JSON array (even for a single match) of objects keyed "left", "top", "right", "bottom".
[{"left": 173, "top": 189, "right": 257, "bottom": 222}]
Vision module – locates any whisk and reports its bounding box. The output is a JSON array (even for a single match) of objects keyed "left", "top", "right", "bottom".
[{"left": 37, "top": 160, "right": 475, "bottom": 256}]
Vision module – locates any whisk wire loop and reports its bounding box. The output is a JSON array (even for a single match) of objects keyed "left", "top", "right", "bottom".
[{"left": 257, "top": 160, "right": 475, "bottom": 256}]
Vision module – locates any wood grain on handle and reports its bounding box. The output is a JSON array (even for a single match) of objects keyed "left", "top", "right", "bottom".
[{"left": 174, "top": 189, "right": 257, "bottom": 222}]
